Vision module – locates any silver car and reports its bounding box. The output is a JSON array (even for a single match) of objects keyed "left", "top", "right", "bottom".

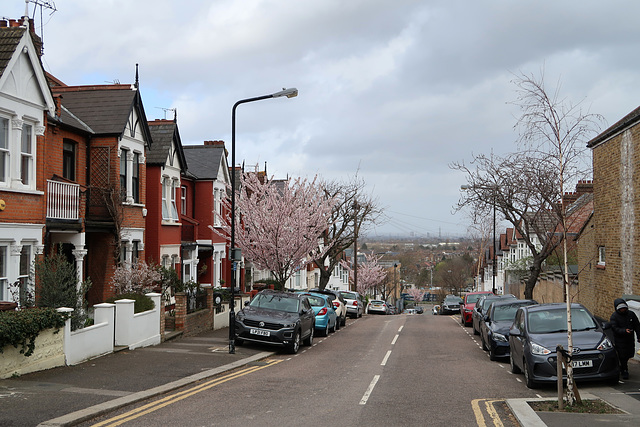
[{"left": 340, "top": 291, "right": 364, "bottom": 318}]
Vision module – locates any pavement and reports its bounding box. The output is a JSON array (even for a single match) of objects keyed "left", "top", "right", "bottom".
[{"left": 0, "top": 327, "right": 639, "bottom": 426}]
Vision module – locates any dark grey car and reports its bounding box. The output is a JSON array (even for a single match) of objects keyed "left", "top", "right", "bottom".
[
  {"left": 472, "top": 294, "right": 516, "bottom": 335},
  {"left": 509, "top": 303, "right": 619, "bottom": 388},
  {"left": 235, "top": 290, "right": 315, "bottom": 354},
  {"left": 480, "top": 299, "right": 537, "bottom": 361}
]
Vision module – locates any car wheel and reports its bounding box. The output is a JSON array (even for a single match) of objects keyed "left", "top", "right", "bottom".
[
  {"left": 481, "top": 338, "right": 488, "bottom": 351},
  {"left": 288, "top": 330, "right": 301, "bottom": 354},
  {"left": 489, "top": 346, "right": 497, "bottom": 361},
  {"left": 330, "top": 319, "right": 336, "bottom": 333},
  {"left": 321, "top": 324, "right": 329, "bottom": 337},
  {"left": 335, "top": 318, "right": 341, "bottom": 330},
  {"left": 473, "top": 325, "right": 479, "bottom": 335},
  {"left": 303, "top": 327, "right": 314, "bottom": 346},
  {"left": 341, "top": 315, "right": 346, "bottom": 326},
  {"left": 235, "top": 338, "right": 244, "bottom": 346},
  {"left": 461, "top": 315, "right": 465, "bottom": 325},
  {"left": 524, "top": 359, "right": 538, "bottom": 389},
  {"left": 510, "top": 354, "right": 521, "bottom": 374},
  {"left": 358, "top": 310, "right": 363, "bottom": 318}
]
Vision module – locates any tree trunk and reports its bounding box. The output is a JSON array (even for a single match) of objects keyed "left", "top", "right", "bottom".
[
  {"left": 318, "top": 268, "right": 332, "bottom": 290},
  {"left": 523, "top": 259, "right": 542, "bottom": 300}
]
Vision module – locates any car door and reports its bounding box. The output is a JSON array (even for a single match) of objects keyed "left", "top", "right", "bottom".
[
  {"left": 300, "top": 297, "right": 314, "bottom": 337},
  {"left": 509, "top": 309, "right": 526, "bottom": 367}
]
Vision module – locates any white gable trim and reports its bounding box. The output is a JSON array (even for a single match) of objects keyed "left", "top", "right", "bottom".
[{"left": 0, "top": 29, "right": 55, "bottom": 116}]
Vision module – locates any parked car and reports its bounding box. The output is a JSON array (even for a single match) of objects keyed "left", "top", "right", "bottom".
[
  {"left": 388, "top": 305, "right": 398, "bottom": 314},
  {"left": 340, "top": 291, "right": 364, "bottom": 318},
  {"left": 509, "top": 303, "right": 619, "bottom": 388},
  {"left": 460, "top": 291, "right": 493, "bottom": 326},
  {"left": 472, "top": 294, "right": 516, "bottom": 335},
  {"left": 308, "top": 288, "right": 347, "bottom": 328},
  {"left": 415, "top": 306, "right": 424, "bottom": 314},
  {"left": 300, "top": 293, "right": 338, "bottom": 336},
  {"left": 440, "top": 295, "right": 463, "bottom": 314},
  {"left": 480, "top": 299, "right": 537, "bottom": 361},
  {"left": 235, "top": 290, "right": 315, "bottom": 354},
  {"left": 367, "top": 299, "right": 389, "bottom": 315}
]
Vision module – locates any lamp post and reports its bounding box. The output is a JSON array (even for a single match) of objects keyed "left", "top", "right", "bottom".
[
  {"left": 228, "top": 87, "right": 298, "bottom": 354},
  {"left": 461, "top": 184, "right": 497, "bottom": 294}
]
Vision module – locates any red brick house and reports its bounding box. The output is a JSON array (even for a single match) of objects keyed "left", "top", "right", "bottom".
[
  {"left": 145, "top": 118, "right": 187, "bottom": 274},
  {"left": 0, "top": 18, "right": 56, "bottom": 303},
  {"left": 181, "top": 141, "right": 235, "bottom": 290},
  {"left": 48, "top": 78, "right": 153, "bottom": 305}
]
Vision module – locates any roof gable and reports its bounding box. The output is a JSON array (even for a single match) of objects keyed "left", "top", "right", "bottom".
[
  {"left": 183, "top": 145, "right": 229, "bottom": 182},
  {"left": 0, "top": 25, "right": 55, "bottom": 115},
  {"left": 148, "top": 120, "right": 187, "bottom": 171},
  {"left": 54, "top": 84, "right": 152, "bottom": 146}
]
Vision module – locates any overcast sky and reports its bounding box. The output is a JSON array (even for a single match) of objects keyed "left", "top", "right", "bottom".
[{"left": 6, "top": 1, "right": 640, "bottom": 238}]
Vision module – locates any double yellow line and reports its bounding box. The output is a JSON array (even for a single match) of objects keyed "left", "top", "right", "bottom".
[
  {"left": 92, "top": 359, "right": 283, "bottom": 426},
  {"left": 471, "top": 398, "right": 504, "bottom": 427}
]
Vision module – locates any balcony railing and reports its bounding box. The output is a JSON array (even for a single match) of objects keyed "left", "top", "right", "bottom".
[{"left": 47, "top": 180, "right": 80, "bottom": 220}]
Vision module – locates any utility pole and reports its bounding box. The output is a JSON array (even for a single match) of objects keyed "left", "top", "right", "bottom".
[{"left": 352, "top": 202, "right": 359, "bottom": 292}]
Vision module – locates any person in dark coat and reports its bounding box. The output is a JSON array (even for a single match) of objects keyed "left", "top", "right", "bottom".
[{"left": 609, "top": 298, "right": 640, "bottom": 379}]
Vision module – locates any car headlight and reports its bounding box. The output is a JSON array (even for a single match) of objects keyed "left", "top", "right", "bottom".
[
  {"left": 236, "top": 313, "right": 245, "bottom": 323},
  {"left": 282, "top": 322, "right": 297, "bottom": 328},
  {"left": 530, "top": 342, "right": 551, "bottom": 355},
  {"left": 492, "top": 333, "right": 507, "bottom": 343},
  {"left": 597, "top": 337, "right": 613, "bottom": 351}
]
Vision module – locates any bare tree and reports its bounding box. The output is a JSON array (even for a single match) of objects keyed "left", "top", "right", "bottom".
[
  {"left": 511, "top": 70, "right": 604, "bottom": 405},
  {"left": 314, "top": 176, "right": 383, "bottom": 290}
]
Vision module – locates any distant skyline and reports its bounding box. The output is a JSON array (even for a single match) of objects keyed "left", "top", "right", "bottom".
[{"left": 5, "top": 1, "right": 640, "bottom": 237}]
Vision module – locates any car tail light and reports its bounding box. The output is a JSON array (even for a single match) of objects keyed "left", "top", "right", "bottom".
[
  {"left": 317, "top": 307, "right": 328, "bottom": 316},
  {"left": 333, "top": 301, "right": 340, "bottom": 308},
  {"left": 352, "top": 301, "right": 359, "bottom": 306}
]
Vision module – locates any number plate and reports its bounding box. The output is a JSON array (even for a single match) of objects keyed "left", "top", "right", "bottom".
[
  {"left": 572, "top": 359, "right": 593, "bottom": 368},
  {"left": 250, "top": 329, "right": 270, "bottom": 337}
]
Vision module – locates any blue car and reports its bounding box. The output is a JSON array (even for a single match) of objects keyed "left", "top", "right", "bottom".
[{"left": 300, "top": 292, "right": 338, "bottom": 337}]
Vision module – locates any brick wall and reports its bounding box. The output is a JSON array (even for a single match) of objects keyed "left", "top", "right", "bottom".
[{"left": 581, "top": 125, "right": 640, "bottom": 319}]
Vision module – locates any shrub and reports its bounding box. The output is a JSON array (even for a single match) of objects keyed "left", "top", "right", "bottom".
[
  {"left": 0, "top": 308, "right": 67, "bottom": 357},
  {"left": 33, "top": 248, "right": 92, "bottom": 331},
  {"left": 106, "top": 292, "right": 155, "bottom": 313}
]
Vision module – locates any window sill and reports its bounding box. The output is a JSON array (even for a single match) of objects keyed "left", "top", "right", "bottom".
[
  {"left": 0, "top": 186, "right": 44, "bottom": 196},
  {"left": 161, "top": 220, "right": 181, "bottom": 226},
  {"left": 596, "top": 263, "right": 606, "bottom": 270}
]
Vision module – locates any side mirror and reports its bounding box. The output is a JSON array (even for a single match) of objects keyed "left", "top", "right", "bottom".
[
  {"left": 509, "top": 327, "right": 521, "bottom": 337},
  {"left": 602, "top": 321, "right": 611, "bottom": 330}
]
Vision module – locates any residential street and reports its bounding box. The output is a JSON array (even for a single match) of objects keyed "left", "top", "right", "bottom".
[{"left": 77, "top": 313, "right": 537, "bottom": 426}]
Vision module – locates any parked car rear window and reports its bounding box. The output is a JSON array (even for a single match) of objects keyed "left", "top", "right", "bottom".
[
  {"left": 250, "top": 294, "right": 300, "bottom": 313},
  {"left": 307, "top": 296, "right": 325, "bottom": 307},
  {"left": 527, "top": 308, "right": 597, "bottom": 334},
  {"left": 341, "top": 292, "right": 357, "bottom": 299}
]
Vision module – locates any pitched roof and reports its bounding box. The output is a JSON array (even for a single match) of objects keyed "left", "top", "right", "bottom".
[
  {"left": 183, "top": 145, "right": 226, "bottom": 180},
  {"left": 0, "top": 27, "right": 24, "bottom": 79},
  {"left": 53, "top": 85, "right": 139, "bottom": 135},
  {"left": 147, "top": 119, "right": 187, "bottom": 170},
  {"left": 587, "top": 105, "right": 640, "bottom": 148}
]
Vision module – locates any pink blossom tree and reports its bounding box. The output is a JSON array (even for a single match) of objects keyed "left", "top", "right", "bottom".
[
  {"left": 406, "top": 287, "right": 426, "bottom": 304},
  {"left": 216, "top": 173, "right": 335, "bottom": 287},
  {"left": 110, "top": 261, "right": 161, "bottom": 295},
  {"left": 342, "top": 253, "right": 387, "bottom": 295}
]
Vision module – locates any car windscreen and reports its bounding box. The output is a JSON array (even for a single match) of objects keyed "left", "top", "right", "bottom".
[
  {"left": 370, "top": 300, "right": 385, "bottom": 304},
  {"left": 492, "top": 304, "right": 521, "bottom": 322},
  {"left": 466, "top": 294, "right": 484, "bottom": 304},
  {"left": 527, "top": 308, "right": 597, "bottom": 333},
  {"left": 444, "top": 297, "right": 462, "bottom": 304},
  {"left": 250, "top": 294, "right": 300, "bottom": 313},
  {"left": 341, "top": 292, "right": 357, "bottom": 300}
]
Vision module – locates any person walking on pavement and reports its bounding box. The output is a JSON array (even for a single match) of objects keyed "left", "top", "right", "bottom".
[{"left": 610, "top": 298, "right": 640, "bottom": 380}]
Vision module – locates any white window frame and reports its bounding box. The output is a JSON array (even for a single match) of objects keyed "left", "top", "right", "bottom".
[
  {"left": 0, "top": 117, "right": 8, "bottom": 184},
  {"left": 598, "top": 246, "right": 606, "bottom": 266},
  {"left": 170, "top": 179, "right": 178, "bottom": 220},
  {"left": 181, "top": 185, "right": 187, "bottom": 215},
  {"left": 20, "top": 122, "right": 33, "bottom": 186},
  {"left": 0, "top": 245, "right": 7, "bottom": 301},
  {"left": 162, "top": 176, "right": 170, "bottom": 220}
]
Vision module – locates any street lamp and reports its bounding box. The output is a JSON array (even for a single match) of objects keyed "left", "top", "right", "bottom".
[
  {"left": 228, "top": 87, "right": 298, "bottom": 354},
  {"left": 461, "top": 184, "right": 497, "bottom": 294}
]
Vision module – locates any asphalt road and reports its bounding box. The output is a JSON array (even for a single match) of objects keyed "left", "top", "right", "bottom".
[{"left": 81, "top": 311, "right": 542, "bottom": 426}]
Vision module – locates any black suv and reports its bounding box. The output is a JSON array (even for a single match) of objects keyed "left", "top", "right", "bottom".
[{"left": 235, "top": 290, "right": 315, "bottom": 354}]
